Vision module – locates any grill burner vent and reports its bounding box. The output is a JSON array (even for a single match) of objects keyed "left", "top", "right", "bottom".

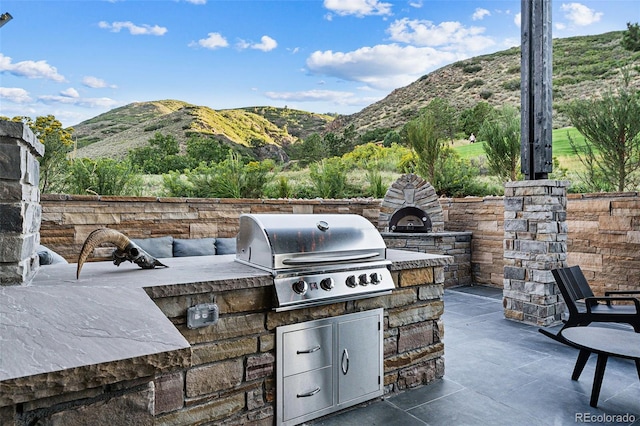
[{"left": 389, "top": 206, "right": 432, "bottom": 233}]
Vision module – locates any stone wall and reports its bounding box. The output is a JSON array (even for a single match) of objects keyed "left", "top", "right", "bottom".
[
  {"left": 382, "top": 232, "right": 472, "bottom": 287},
  {"left": 0, "top": 121, "right": 44, "bottom": 285},
  {"left": 39, "top": 191, "right": 640, "bottom": 294}
]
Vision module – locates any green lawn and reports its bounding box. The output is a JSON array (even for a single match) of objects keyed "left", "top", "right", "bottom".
[{"left": 454, "top": 126, "right": 587, "bottom": 171}]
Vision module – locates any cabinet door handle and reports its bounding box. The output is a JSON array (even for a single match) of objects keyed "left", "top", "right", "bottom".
[
  {"left": 297, "top": 345, "right": 321, "bottom": 354},
  {"left": 297, "top": 387, "right": 321, "bottom": 398},
  {"left": 341, "top": 348, "right": 349, "bottom": 375}
]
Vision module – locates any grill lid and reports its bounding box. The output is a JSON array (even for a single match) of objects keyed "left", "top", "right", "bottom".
[{"left": 235, "top": 214, "right": 387, "bottom": 271}]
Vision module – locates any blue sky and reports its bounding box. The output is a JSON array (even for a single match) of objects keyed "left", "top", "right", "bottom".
[{"left": 0, "top": 0, "right": 637, "bottom": 128}]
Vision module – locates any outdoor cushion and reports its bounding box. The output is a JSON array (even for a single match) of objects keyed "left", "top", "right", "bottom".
[
  {"left": 173, "top": 238, "right": 216, "bottom": 257},
  {"left": 132, "top": 236, "right": 174, "bottom": 259},
  {"left": 37, "top": 244, "right": 68, "bottom": 265},
  {"left": 215, "top": 237, "right": 237, "bottom": 255}
]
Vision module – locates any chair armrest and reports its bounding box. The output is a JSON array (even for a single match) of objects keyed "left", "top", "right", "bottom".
[
  {"left": 585, "top": 296, "right": 640, "bottom": 313},
  {"left": 605, "top": 290, "right": 640, "bottom": 296}
]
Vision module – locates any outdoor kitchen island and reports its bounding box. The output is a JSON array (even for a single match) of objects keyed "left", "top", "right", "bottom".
[{"left": 1, "top": 249, "right": 452, "bottom": 425}]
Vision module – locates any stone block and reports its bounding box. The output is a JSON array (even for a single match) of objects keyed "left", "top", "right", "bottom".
[
  {"left": 191, "top": 337, "right": 257, "bottom": 365},
  {"left": 186, "top": 359, "right": 244, "bottom": 397},
  {"left": 43, "top": 382, "right": 154, "bottom": 425},
  {"left": 399, "top": 268, "right": 434, "bottom": 287},
  {"left": 387, "top": 302, "right": 443, "bottom": 328},
  {"left": 156, "top": 393, "right": 244, "bottom": 426},
  {"left": 0, "top": 203, "right": 23, "bottom": 232},
  {"left": 417, "top": 284, "right": 444, "bottom": 300},
  {"left": 0, "top": 144, "right": 22, "bottom": 180},
  {"left": 260, "top": 334, "right": 274, "bottom": 352},
  {"left": 504, "top": 219, "right": 528, "bottom": 232},
  {"left": 397, "top": 322, "right": 434, "bottom": 353},
  {"left": 155, "top": 372, "right": 184, "bottom": 414},
  {"left": 245, "top": 352, "right": 275, "bottom": 381},
  {"left": 504, "top": 266, "right": 525, "bottom": 280},
  {"left": 247, "top": 387, "right": 265, "bottom": 410}
]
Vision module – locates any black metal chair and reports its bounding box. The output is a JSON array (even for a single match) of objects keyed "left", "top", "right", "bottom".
[{"left": 539, "top": 265, "right": 640, "bottom": 343}]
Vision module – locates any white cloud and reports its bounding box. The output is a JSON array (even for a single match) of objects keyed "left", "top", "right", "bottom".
[
  {"left": 185, "top": 0, "right": 206, "bottom": 4},
  {"left": 323, "top": 0, "right": 393, "bottom": 17},
  {"left": 238, "top": 35, "right": 278, "bottom": 52},
  {"left": 60, "top": 88, "right": 80, "bottom": 98},
  {"left": 409, "top": 1, "right": 422, "bottom": 8},
  {"left": 82, "top": 76, "right": 116, "bottom": 89},
  {"left": 514, "top": 12, "right": 521, "bottom": 27},
  {"left": 265, "top": 89, "right": 355, "bottom": 103},
  {"left": 0, "top": 54, "right": 65, "bottom": 82},
  {"left": 387, "top": 19, "right": 495, "bottom": 52},
  {"left": 191, "top": 32, "right": 229, "bottom": 49},
  {"left": 0, "top": 87, "right": 32, "bottom": 103},
  {"left": 561, "top": 3, "right": 602, "bottom": 26},
  {"left": 555, "top": 22, "right": 567, "bottom": 30},
  {"left": 38, "top": 94, "right": 119, "bottom": 109},
  {"left": 98, "top": 21, "right": 167, "bottom": 36},
  {"left": 306, "top": 44, "right": 459, "bottom": 90},
  {"left": 472, "top": 8, "right": 490, "bottom": 21}
]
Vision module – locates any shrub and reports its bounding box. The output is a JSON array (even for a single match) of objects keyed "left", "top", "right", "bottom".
[
  {"left": 479, "top": 90, "right": 493, "bottom": 100},
  {"left": 462, "top": 64, "right": 482, "bottom": 73},
  {"left": 502, "top": 79, "right": 521, "bottom": 91},
  {"left": 463, "top": 79, "right": 484, "bottom": 89},
  {"left": 309, "top": 158, "right": 348, "bottom": 198},
  {"left": 66, "top": 158, "right": 143, "bottom": 196}
]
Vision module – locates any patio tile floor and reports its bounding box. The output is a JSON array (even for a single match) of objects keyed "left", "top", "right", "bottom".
[{"left": 307, "top": 286, "right": 640, "bottom": 426}]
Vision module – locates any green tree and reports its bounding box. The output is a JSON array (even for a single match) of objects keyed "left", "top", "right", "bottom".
[
  {"left": 405, "top": 111, "right": 442, "bottom": 184},
  {"left": 128, "top": 133, "right": 189, "bottom": 174},
  {"left": 566, "top": 70, "right": 640, "bottom": 192},
  {"left": 286, "top": 133, "right": 325, "bottom": 165},
  {"left": 12, "top": 115, "right": 74, "bottom": 193},
  {"left": 424, "top": 98, "right": 457, "bottom": 143},
  {"left": 479, "top": 106, "right": 521, "bottom": 181},
  {"left": 459, "top": 102, "right": 495, "bottom": 137},
  {"left": 622, "top": 22, "right": 640, "bottom": 52},
  {"left": 185, "top": 135, "right": 231, "bottom": 166}
]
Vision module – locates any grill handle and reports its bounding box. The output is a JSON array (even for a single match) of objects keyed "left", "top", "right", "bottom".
[{"left": 282, "top": 252, "right": 379, "bottom": 265}]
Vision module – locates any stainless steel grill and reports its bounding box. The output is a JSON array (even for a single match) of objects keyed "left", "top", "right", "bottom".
[{"left": 235, "top": 213, "right": 395, "bottom": 311}]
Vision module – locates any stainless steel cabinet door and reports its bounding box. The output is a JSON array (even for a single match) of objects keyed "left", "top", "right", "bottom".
[{"left": 337, "top": 311, "right": 382, "bottom": 405}]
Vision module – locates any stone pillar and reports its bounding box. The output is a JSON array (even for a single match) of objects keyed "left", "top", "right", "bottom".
[
  {"left": 0, "top": 120, "right": 44, "bottom": 285},
  {"left": 503, "top": 180, "right": 568, "bottom": 326}
]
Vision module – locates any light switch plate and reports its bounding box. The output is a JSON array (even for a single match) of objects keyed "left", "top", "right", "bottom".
[{"left": 187, "top": 303, "right": 219, "bottom": 329}]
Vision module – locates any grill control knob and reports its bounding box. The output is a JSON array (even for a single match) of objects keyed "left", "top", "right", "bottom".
[
  {"left": 320, "top": 277, "right": 334, "bottom": 291},
  {"left": 370, "top": 272, "right": 383, "bottom": 284},
  {"left": 292, "top": 279, "right": 308, "bottom": 295},
  {"left": 358, "top": 273, "right": 370, "bottom": 286},
  {"left": 346, "top": 275, "right": 357, "bottom": 288}
]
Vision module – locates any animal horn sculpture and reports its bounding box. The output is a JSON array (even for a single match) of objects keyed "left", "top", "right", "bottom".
[{"left": 77, "top": 228, "right": 168, "bottom": 279}]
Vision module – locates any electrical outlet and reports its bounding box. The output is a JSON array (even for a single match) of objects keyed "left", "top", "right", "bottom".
[{"left": 187, "top": 303, "right": 219, "bottom": 329}]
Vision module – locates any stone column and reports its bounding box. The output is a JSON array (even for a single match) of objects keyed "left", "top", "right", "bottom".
[
  {"left": 0, "top": 120, "right": 44, "bottom": 285},
  {"left": 503, "top": 180, "right": 568, "bottom": 326}
]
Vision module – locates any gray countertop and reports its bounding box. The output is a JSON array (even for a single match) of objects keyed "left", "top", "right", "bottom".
[{"left": 1, "top": 249, "right": 451, "bottom": 398}]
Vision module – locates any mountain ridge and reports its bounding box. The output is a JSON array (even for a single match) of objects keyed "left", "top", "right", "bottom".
[{"left": 73, "top": 30, "right": 640, "bottom": 160}]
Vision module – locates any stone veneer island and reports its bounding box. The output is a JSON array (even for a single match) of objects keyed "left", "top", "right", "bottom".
[{"left": 1, "top": 249, "right": 451, "bottom": 425}]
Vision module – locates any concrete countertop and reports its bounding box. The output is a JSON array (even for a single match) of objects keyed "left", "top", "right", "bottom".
[{"left": 1, "top": 249, "right": 451, "bottom": 403}]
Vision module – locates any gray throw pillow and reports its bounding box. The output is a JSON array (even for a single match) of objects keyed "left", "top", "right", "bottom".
[
  {"left": 131, "top": 236, "right": 174, "bottom": 259},
  {"left": 173, "top": 238, "right": 216, "bottom": 257},
  {"left": 37, "top": 245, "right": 68, "bottom": 265},
  {"left": 215, "top": 237, "right": 237, "bottom": 255}
]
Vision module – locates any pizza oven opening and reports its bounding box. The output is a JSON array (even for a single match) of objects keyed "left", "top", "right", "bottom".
[{"left": 389, "top": 206, "right": 432, "bottom": 233}]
